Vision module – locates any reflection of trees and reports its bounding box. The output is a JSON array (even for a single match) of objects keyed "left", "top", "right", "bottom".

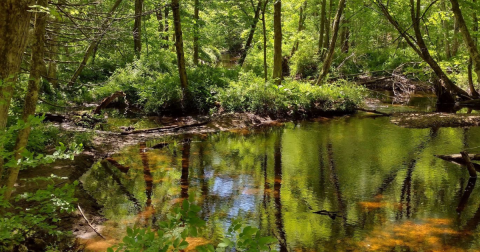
[
  {"left": 100, "top": 160, "right": 141, "bottom": 211},
  {"left": 140, "top": 142, "right": 153, "bottom": 208},
  {"left": 273, "top": 133, "right": 288, "bottom": 252},
  {"left": 181, "top": 138, "right": 191, "bottom": 199}
]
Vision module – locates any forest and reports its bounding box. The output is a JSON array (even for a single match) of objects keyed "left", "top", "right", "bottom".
[{"left": 3, "top": 0, "right": 480, "bottom": 251}]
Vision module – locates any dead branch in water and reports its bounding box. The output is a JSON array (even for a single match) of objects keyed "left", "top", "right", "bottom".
[
  {"left": 77, "top": 205, "right": 106, "bottom": 240},
  {"left": 355, "top": 108, "right": 392, "bottom": 116},
  {"left": 120, "top": 121, "right": 210, "bottom": 135}
]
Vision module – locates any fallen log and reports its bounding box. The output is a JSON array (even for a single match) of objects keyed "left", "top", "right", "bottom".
[
  {"left": 392, "top": 113, "right": 480, "bottom": 128},
  {"left": 355, "top": 108, "right": 392, "bottom": 116},
  {"left": 456, "top": 99, "right": 480, "bottom": 107},
  {"left": 38, "top": 113, "right": 67, "bottom": 123},
  {"left": 94, "top": 91, "right": 127, "bottom": 114},
  {"left": 120, "top": 121, "right": 210, "bottom": 135}
]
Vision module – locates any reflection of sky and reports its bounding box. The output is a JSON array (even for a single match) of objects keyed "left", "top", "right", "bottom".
[{"left": 212, "top": 177, "right": 234, "bottom": 197}]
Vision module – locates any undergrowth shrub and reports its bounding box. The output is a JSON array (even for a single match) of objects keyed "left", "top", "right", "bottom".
[
  {"left": 216, "top": 72, "right": 366, "bottom": 117},
  {"left": 94, "top": 59, "right": 239, "bottom": 114}
]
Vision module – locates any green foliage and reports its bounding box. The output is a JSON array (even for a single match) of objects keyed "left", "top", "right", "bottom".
[
  {"left": 216, "top": 72, "right": 366, "bottom": 117},
  {"left": 1, "top": 116, "right": 83, "bottom": 170},
  {"left": 197, "top": 219, "right": 278, "bottom": 252},
  {"left": 110, "top": 200, "right": 277, "bottom": 252},
  {"left": 95, "top": 58, "right": 239, "bottom": 114},
  {"left": 109, "top": 199, "right": 205, "bottom": 252},
  {"left": 0, "top": 182, "right": 78, "bottom": 249}
]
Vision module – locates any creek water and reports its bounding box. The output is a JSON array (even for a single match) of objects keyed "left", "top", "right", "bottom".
[{"left": 80, "top": 95, "right": 480, "bottom": 251}]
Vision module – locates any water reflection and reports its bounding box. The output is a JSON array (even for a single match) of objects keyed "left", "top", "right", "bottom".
[{"left": 81, "top": 115, "right": 480, "bottom": 251}]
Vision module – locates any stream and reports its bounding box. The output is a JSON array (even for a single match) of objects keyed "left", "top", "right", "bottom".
[{"left": 78, "top": 94, "right": 480, "bottom": 251}]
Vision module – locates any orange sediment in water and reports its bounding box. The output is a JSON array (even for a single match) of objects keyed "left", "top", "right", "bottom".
[
  {"left": 78, "top": 238, "right": 117, "bottom": 252},
  {"left": 358, "top": 219, "right": 461, "bottom": 251},
  {"left": 358, "top": 201, "right": 387, "bottom": 210},
  {"left": 185, "top": 237, "right": 211, "bottom": 251}
]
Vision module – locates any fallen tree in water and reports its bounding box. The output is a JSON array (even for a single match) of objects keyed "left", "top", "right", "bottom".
[{"left": 391, "top": 113, "right": 480, "bottom": 128}]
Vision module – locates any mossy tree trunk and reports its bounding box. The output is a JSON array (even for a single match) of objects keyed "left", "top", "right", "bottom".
[
  {"left": 0, "top": 0, "right": 34, "bottom": 184},
  {"left": 4, "top": 0, "right": 47, "bottom": 199},
  {"left": 172, "top": 0, "right": 189, "bottom": 104}
]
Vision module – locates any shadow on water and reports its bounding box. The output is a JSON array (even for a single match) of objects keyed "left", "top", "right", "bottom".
[{"left": 80, "top": 105, "right": 480, "bottom": 251}]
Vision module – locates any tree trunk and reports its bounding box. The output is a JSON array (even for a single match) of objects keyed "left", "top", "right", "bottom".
[
  {"left": 69, "top": 0, "right": 124, "bottom": 86},
  {"left": 441, "top": 0, "right": 452, "bottom": 59},
  {"left": 340, "top": 20, "right": 349, "bottom": 53},
  {"left": 193, "top": 0, "right": 200, "bottom": 65},
  {"left": 450, "top": 0, "right": 480, "bottom": 97},
  {"left": 4, "top": 0, "right": 47, "bottom": 199},
  {"left": 290, "top": 1, "right": 307, "bottom": 57},
  {"left": 47, "top": 12, "right": 61, "bottom": 89},
  {"left": 262, "top": 0, "right": 269, "bottom": 81},
  {"left": 155, "top": 5, "right": 164, "bottom": 39},
  {"left": 374, "top": 0, "right": 471, "bottom": 102},
  {"left": 238, "top": 0, "right": 262, "bottom": 66},
  {"left": 164, "top": 6, "right": 170, "bottom": 49},
  {"left": 172, "top": 0, "right": 189, "bottom": 103},
  {"left": 322, "top": 0, "right": 332, "bottom": 60},
  {"left": 452, "top": 19, "right": 460, "bottom": 56},
  {"left": 0, "top": 0, "right": 34, "bottom": 182},
  {"left": 318, "top": 0, "right": 326, "bottom": 54},
  {"left": 133, "top": 0, "right": 143, "bottom": 59},
  {"left": 316, "top": 0, "right": 346, "bottom": 84},
  {"left": 272, "top": 0, "right": 282, "bottom": 85}
]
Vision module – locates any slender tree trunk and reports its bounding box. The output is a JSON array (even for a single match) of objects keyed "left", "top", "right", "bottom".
[
  {"left": 172, "top": 0, "right": 189, "bottom": 103},
  {"left": 164, "top": 6, "right": 170, "bottom": 49},
  {"left": 322, "top": 0, "right": 332, "bottom": 60},
  {"left": 272, "top": 0, "right": 282, "bottom": 85},
  {"left": 238, "top": 0, "right": 262, "bottom": 66},
  {"left": 450, "top": 0, "right": 480, "bottom": 97},
  {"left": 262, "top": 0, "right": 269, "bottom": 81},
  {"left": 155, "top": 5, "right": 164, "bottom": 39},
  {"left": 193, "top": 0, "right": 200, "bottom": 65},
  {"left": 452, "top": 19, "right": 460, "bottom": 56},
  {"left": 134, "top": 0, "right": 143, "bottom": 59},
  {"left": 290, "top": 1, "right": 307, "bottom": 57},
  {"left": 441, "top": 0, "right": 452, "bottom": 59},
  {"left": 4, "top": 0, "right": 47, "bottom": 199},
  {"left": 340, "top": 20, "right": 349, "bottom": 53},
  {"left": 316, "top": 0, "right": 346, "bottom": 84},
  {"left": 318, "top": 0, "right": 326, "bottom": 54},
  {"left": 0, "top": 0, "right": 34, "bottom": 182},
  {"left": 69, "top": 0, "right": 124, "bottom": 86},
  {"left": 47, "top": 14, "right": 60, "bottom": 89}
]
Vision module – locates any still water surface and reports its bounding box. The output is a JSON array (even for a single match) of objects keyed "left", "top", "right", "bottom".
[{"left": 81, "top": 101, "right": 480, "bottom": 251}]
